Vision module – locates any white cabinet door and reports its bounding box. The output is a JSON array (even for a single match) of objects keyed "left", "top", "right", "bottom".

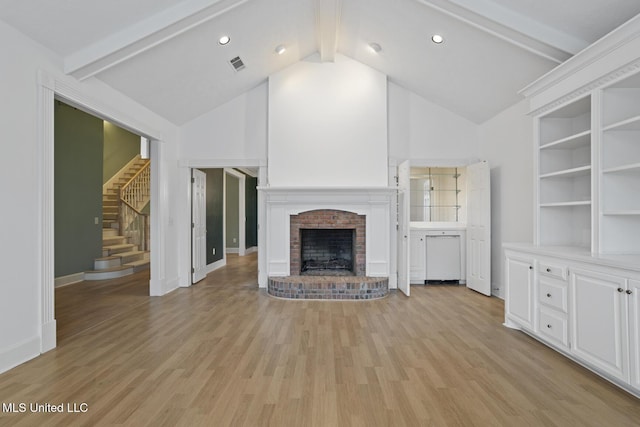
[
  {"left": 505, "top": 253, "right": 534, "bottom": 330},
  {"left": 397, "top": 160, "right": 411, "bottom": 296},
  {"left": 466, "top": 161, "right": 491, "bottom": 295},
  {"left": 628, "top": 279, "right": 640, "bottom": 392},
  {"left": 409, "top": 231, "right": 425, "bottom": 284},
  {"left": 570, "top": 268, "right": 629, "bottom": 381}
]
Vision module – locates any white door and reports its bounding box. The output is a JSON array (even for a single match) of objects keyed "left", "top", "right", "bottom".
[
  {"left": 466, "top": 161, "right": 491, "bottom": 295},
  {"left": 570, "top": 268, "right": 628, "bottom": 381},
  {"left": 397, "top": 160, "right": 410, "bottom": 296},
  {"left": 192, "top": 169, "right": 207, "bottom": 284}
]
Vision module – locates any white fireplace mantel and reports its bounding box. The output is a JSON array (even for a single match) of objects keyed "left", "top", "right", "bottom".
[{"left": 258, "top": 186, "right": 396, "bottom": 287}]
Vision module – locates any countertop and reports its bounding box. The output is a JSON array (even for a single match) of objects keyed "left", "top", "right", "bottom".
[
  {"left": 410, "top": 222, "right": 466, "bottom": 231},
  {"left": 503, "top": 243, "right": 640, "bottom": 274}
]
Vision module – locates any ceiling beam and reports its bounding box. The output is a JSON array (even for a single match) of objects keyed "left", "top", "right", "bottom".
[
  {"left": 315, "top": 0, "right": 342, "bottom": 62},
  {"left": 416, "top": 0, "right": 582, "bottom": 64},
  {"left": 64, "top": 0, "right": 250, "bottom": 80}
]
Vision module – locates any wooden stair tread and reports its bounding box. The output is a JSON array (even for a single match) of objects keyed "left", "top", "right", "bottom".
[
  {"left": 113, "top": 250, "right": 144, "bottom": 258},
  {"left": 85, "top": 265, "right": 132, "bottom": 274},
  {"left": 124, "top": 259, "right": 150, "bottom": 268},
  {"left": 104, "top": 243, "right": 135, "bottom": 251}
]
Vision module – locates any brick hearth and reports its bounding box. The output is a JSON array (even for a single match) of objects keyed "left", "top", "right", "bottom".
[{"left": 268, "top": 276, "right": 388, "bottom": 300}]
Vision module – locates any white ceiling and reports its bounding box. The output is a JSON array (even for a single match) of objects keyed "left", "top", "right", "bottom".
[{"left": 1, "top": 0, "right": 639, "bottom": 125}]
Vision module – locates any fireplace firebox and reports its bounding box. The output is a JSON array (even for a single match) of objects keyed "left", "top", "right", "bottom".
[{"left": 300, "top": 228, "right": 354, "bottom": 276}]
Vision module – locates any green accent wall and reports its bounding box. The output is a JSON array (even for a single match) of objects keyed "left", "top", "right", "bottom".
[
  {"left": 54, "top": 102, "right": 104, "bottom": 277},
  {"left": 201, "top": 169, "right": 224, "bottom": 264},
  {"left": 103, "top": 122, "right": 140, "bottom": 184},
  {"left": 225, "top": 174, "right": 239, "bottom": 249},
  {"left": 245, "top": 176, "right": 258, "bottom": 248}
]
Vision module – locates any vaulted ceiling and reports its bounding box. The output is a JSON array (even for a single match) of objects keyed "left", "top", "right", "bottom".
[{"left": 1, "top": 0, "right": 639, "bottom": 125}]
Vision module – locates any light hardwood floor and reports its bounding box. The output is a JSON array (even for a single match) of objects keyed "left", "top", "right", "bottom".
[{"left": 1, "top": 253, "right": 638, "bottom": 426}]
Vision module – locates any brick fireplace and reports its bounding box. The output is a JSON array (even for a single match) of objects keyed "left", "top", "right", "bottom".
[
  {"left": 258, "top": 187, "right": 396, "bottom": 297},
  {"left": 290, "top": 209, "right": 365, "bottom": 276}
]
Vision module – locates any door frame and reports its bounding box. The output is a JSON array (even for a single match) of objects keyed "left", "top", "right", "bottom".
[
  {"left": 37, "top": 71, "right": 164, "bottom": 353},
  {"left": 191, "top": 169, "right": 207, "bottom": 284},
  {"left": 224, "top": 168, "right": 246, "bottom": 257}
]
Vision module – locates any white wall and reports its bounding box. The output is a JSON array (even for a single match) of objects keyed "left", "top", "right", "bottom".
[
  {"left": 180, "top": 83, "right": 268, "bottom": 163},
  {"left": 388, "top": 82, "right": 479, "bottom": 162},
  {"left": 479, "top": 99, "right": 534, "bottom": 298},
  {"left": 0, "top": 19, "right": 180, "bottom": 374},
  {"left": 268, "top": 54, "right": 388, "bottom": 187}
]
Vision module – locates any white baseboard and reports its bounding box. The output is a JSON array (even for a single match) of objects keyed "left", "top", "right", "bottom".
[
  {"left": 54, "top": 272, "right": 84, "bottom": 288},
  {"left": 164, "top": 277, "right": 180, "bottom": 294},
  {"left": 226, "top": 248, "right": 239, "bottom": 254},
  {"left": 0, "top": 335, "right": 41, "bottom": 375},
  {"left": 205, "top": 259, "right": 226, "bottom": 274},
  {"left": 245, "top": 246, "right": 258, "bottom": 255}
]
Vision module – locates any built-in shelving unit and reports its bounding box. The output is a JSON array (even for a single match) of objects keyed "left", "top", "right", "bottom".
[
  {"left": 537, "top": 96, "right": 592, "bottom": 249},
  {"left": 511, "top": 13, "right": 640, "bottom": 399},
  {"left": 600, "top": 72, "right": 640, "bottom": 253}
]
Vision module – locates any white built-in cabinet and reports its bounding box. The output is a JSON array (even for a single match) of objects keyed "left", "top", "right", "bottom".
[
  {"left": 506, "top": 14, "right": 640, "bottom": 398},
  {"left": 504, "top": 247, "right": 640, "bottom": 397}
]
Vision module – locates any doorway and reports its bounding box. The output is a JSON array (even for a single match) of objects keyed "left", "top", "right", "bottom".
[
  {"left": 225, "top": 168, "right": 246, "bottom": 257},
  {"left": 38, "top": 73, "right": 164, "bottom": 353},
  {"left": 53, "top": 100, "right": 153, "bottom": 342},
  {"left": 189, "top": 167, "right": 258, "bottom": 284}
]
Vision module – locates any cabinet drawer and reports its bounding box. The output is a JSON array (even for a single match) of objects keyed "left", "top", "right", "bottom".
[
  {"left": 538, "top": 308, "right": 569, "bottom": 349},
  {"left": 538, "top": 277, "right": 568, "bottom": 313},
  {"left": 538, "top": 262, "right": 568, "bottom": 280}
]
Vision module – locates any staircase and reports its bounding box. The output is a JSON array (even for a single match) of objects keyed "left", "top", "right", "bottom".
[{"left": 85, "top": 156, "right": 150, "bottom": 281}]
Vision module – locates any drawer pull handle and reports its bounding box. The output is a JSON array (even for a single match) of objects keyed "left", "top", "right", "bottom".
[
  {"left": 546, "top": 293, "right": 551, "bottom": 298},
  {"left": 618, "top": 288, "right": 624, "bottom": 293},
  {"left": 547, "top": 324, "right": 552, "bottom": 329},
  {"left": 529, "top": 266, "right": 533, "bottom": 270},
  {"left": 626, "top": 290, "right": 633, "bottom": 295},
  {"left": 546, "top": 268, "right": 551, "bottom": 272}
]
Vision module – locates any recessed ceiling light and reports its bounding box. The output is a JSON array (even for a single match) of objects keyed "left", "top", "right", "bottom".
[
  {"left": 431, "top": 34, "right": 444, "bottom": 44},
  {"left": 218, "top": 35, "right": 230, "bottom": 45},
  {"left": 368, "top": 42, "right": 382, "bottom": 53},
  {"left": 275, "top": 44, "right": 286, "bottom": 55}
]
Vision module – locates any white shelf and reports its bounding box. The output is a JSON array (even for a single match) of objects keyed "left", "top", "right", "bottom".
[
  {"left": 540, "top": 201, "right": 591, "bottom": 207},
  {"left": 603, "top": 210, "right": 640, "bottom": 216},
  {"left": 539, "top": 165, "right": 591, "bottom": 179},
  {"left": 603, "top": 114, "right": 640, "bottom": 131},
  {"left": 539, "top": 130, "right": 591, "bottom": 150},
  {"left": 602, "top": 162, "right": 640, "bottom": 175}
]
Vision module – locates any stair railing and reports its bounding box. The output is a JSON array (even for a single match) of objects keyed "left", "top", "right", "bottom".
[{"left": 119, "top": 161, "right": 151, "bottom": 251}]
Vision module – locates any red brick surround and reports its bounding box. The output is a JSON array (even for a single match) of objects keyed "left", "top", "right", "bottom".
[{"left": 290, "top": 209, "right": 366, "bottom": 276}]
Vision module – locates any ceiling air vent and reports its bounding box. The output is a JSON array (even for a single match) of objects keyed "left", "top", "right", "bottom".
[{"left": 229, "top": 56, "right": 245, "bottom": 72}]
